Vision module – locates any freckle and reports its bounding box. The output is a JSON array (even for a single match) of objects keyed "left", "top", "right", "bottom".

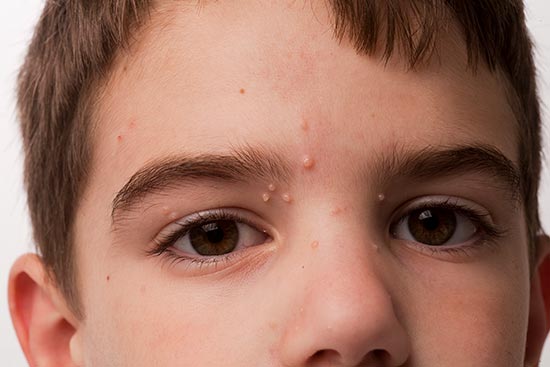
[
  {"left": 302, "top": 156, "right": 315, "bottom": 169},
  {"left": 268, "top": 321, "right": 278, "bottom": 331},
  {"left": 377, "top": 193, "right": 385, "bottom": 201},
  {"left": 268, "top": 183, "right": 276, "bottom": 192},
  {"left": 106, "top": 275, "right": 110, "bottom": 281},
  {"left": 330, "top": 207, "right": 342, "bottom": 216},
  {"left": 262, "top": 193, "right": 271, "bottom": 202},
  {"left": 310, "top": 240, "right": 319, "bottom": 249},
  {"left": 300, "top": 118, "right": 309, "bottom": 131},
  {"left": 140, "top": 285, "right": 146, "bottom": 294},
  {"left": 282, "top": 193, "right": 292, "bottom": 203},
  {"left": 239, "top": 88, "right": 245, "bottom": 94}
]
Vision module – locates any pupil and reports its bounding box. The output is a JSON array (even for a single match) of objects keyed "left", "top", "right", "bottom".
[
  {"left": 408, "top": 207, "right": 457, "bottom": 246},
  {"left": 189, "top": 220, "right": 239, "bottom": 256},
  {"left": 419, "top": 210, "right": 439, "bottom": 231},
  {"left": 203, "top": 223, "right": 224, "bottom": 243}
]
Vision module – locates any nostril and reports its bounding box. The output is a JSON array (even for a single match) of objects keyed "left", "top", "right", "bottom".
[
  {"left": 307, "top": 349, "right": 340, "bottom": 365},
  {"left": 307, "top": 348, "right": 392, "bottom": 366},
  {"left": 358, "top": 349, "right": 392, "bottom": 365}
]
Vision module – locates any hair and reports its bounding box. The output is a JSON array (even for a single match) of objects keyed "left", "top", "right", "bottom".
[{"left": 18, "top": 0, "right": 542, "bottom": 318}]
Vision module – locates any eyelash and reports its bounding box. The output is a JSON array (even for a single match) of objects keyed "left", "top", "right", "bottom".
[
  {"left": 148, "top": 200, "right": 506, "bottom": 269},
  {"left": 390, "top": 199, "right": 506, "bottom": 257},
  {"left": 146, "top": 209, "right": 265, "bottom": 269}
]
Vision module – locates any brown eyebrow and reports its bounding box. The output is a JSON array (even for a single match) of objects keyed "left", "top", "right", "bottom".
[
  {"left": 111, "top": 145, "right": 292, "bottom": 221},
  {"left": 111, "top": 143, "right": 521, "bottom": 225},
  {"left": 372, "top": 143, "right": 521, "bottom": 202}
]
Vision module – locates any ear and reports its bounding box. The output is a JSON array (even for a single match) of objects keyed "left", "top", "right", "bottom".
[
  {"left": 8, "top": 254, "right": 84, "bottom": 367},
  {"left": 524, "top": 234, "right": 550, "bottom": 367}
]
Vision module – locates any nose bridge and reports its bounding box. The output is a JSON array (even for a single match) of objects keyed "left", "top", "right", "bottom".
[
  {"left": 296, "top": 208, "right": 387, "bottom": 305},
  {"left": 277, "top": 211, "right": 410, "bottom": 366}
]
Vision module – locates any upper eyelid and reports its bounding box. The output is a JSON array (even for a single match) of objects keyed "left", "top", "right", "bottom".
[
  {"left": 392, "top": 196, "right": 493, "bottom": 220},
  {"left": 391, "top": 197, "right": 507, "bottom": 239},
  {"left": 154, "top": 209, "right": 269, "bottom": 246},
  {"left": 389, "top": 197, "right": 496, "bottom": 233}
]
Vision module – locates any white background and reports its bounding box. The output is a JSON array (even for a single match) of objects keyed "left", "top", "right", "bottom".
[{"left": 1, "top": 1, "right": 549, "bottom": 366}]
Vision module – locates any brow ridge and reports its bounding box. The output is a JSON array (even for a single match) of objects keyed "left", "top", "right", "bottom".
[{"left": 111, "top": 146, "right": 292, "bottom": 221}]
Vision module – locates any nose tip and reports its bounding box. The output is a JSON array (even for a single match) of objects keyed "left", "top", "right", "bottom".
[{"left": 278, "top": 255, "right": 410, "bottom": 367}]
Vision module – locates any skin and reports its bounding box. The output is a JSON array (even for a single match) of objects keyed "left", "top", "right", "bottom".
[{"left": 8, "top": 1, "right": 550, "bottom": 366}]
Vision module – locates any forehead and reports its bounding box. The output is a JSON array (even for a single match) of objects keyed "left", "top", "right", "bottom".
[{"left": 92, "top": 0, "right": 517, "bottom": 177}]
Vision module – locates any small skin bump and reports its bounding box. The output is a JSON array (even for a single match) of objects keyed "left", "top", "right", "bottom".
[
  {"left": 262, "top": 193, "right": 271, "bottom": 202},
  {"left": 116, "top": 135, "right": 123, "bottom": 142},
  {"left": 168, "top": 211, "right": 179, "bottom": 220},
  {"left": 310, "top": 240, "right": 319, "bottom": 249},
  {"left": 300, "top": 119, "right": 309, "bottom": 131},
  {"left": 378, "top": 193, "right": 385, "bottom": 201},
  {"left": 302, "top": 155, "right": 315, "bottom": 169},
  {"left": 268, "top": 183, "right": 276, "bottom": 192},
  {"left": 129, "top": 120, "right": 137, "bottom": 129},
  {"left": 282, "top": 193, "right": 292, "bottom": 203}
]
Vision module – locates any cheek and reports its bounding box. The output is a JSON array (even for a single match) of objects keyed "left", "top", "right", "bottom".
[
  {"left": 400, "top": 252, "right": 530, "bottom": 365},
  {"left": 82, "top": 266, "right": 268, "bottom": 366}
]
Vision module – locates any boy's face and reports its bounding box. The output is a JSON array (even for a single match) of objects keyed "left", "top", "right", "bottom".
[{"left": 69, "top": 1, "right": 535, "bottom": 365}]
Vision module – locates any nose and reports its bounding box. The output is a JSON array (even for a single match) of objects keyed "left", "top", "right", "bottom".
[{"left": 278, "top": 230, "right": 410, "bottom": 366}]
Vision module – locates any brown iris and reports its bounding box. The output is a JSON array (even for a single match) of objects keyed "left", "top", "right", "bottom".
[
  {"left": 189, "top": 220, "right": 239, "bottom": 255},
  {"left": 408, "top": 208, "right": 457, "bottom": 246}
]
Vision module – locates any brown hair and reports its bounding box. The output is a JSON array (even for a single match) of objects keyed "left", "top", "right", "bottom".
[{"left": 18, "top": 0, "right": 542, "bottom": 318}]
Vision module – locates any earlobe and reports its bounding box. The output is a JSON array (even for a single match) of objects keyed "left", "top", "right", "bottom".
[
  {"left": 524, "top": 234, "right": 550, "bottom": 366},
  {"left": 8, "top": 254, "right": 82, "bottom": 367}
]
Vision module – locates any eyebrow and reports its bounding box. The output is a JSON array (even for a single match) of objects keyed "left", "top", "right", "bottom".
[
  {"left": 372, "top": 143, "right": 521, "bottom": 200},
  {"left": 111, "top": 145, "right": 292, "bottom": 220},
  {"left": 111, "top": 143, "right": 521, "bottom": 224}
]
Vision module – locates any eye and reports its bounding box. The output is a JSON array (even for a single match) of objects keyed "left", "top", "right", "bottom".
[
  {"left": 391, "top": 206, "right": 478, "bottom": 246},
  {"left": 175, "top": 219, "right": 268, "bottom": 256},
  {"left": 149, "top": 209, "right": 271, "bottom": 262}
]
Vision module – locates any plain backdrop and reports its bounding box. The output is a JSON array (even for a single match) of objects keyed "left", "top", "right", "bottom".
[{"left": 1, "top": 1, "right": 549, "bottom": 366}]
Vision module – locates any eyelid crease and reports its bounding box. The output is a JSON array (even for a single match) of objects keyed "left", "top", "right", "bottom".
[
  {"left": 371, "top": 143, "right": 522, "bottom": 207},
  {"left": 111, "top": 144, "right": 292, "bottom": 226}
]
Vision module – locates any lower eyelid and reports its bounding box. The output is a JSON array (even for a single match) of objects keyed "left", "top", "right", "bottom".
[{"left": 157, "top": 241, "right": 276, "bottom": 277}]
